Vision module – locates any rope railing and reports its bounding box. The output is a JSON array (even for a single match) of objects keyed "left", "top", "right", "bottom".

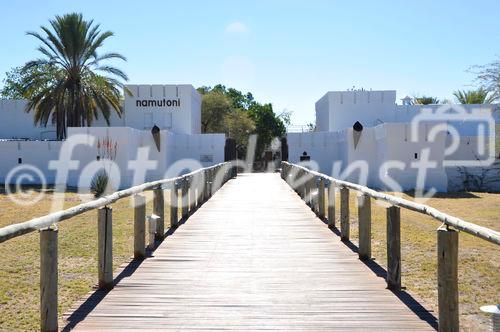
[
  {"left": 0, "top": 161, "right": 235, "bottom": 331},
  {"left": 0, "top": 162, "right": 231, "bottom": 243},
  {"left": 281, "top": 161, "right": 499, "bottom": 332},
  {"left": 281, "top": 161, "right": 500, "bottom": 245}
]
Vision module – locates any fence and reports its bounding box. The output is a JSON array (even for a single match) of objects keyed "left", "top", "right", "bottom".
[
  {"left": 0, "top": 162, "right": 234, "bottom": 332},
  {"left": 281, "top": 161, "right": 500, "bottom": 332}
]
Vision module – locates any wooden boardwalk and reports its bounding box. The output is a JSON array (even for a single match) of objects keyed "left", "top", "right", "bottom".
[{"left": 64, "top": 173, "right": 436, "bottom": 331}]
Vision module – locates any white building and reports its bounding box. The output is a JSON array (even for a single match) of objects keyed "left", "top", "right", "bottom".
[
  {"left": 288, "top": 90, "right": 500, "bottom": 192},
  {"left": 0, "top": 84, "right": 225, "bottom": 188}
]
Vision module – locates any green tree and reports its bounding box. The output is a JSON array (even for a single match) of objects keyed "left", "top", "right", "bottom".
[
  {"left": 413, "top": 96, "right": 440, "bottom": 105},
  {"left": 224, "top": 108, "right": 255, "bottom": 149},
  {"left": 199, "top": 85, "right": 287, "bottom": 159},
  {"left": 248, "top": 102, "right": 286, "bottom": 157},
  {"left": 200, "top": 91, "right": 232, "bottom": 132},
  {"left": 20, "top": 13, "right": 128, "bottom": 139},
  {"left": 453, "top": 88, "right": 496, "bottom": 104},
  {"left": 1, "top": 65, "right": 59, "bottom": 99}
]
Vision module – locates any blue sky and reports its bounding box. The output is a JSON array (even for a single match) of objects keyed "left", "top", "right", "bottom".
[{"left": 0, "top": 0, "right": 499, "bottom": 125}]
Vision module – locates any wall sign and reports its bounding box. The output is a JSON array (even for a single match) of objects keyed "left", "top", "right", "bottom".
[{"left": 135, "top": 98, "right": 181, "bottom": 108}]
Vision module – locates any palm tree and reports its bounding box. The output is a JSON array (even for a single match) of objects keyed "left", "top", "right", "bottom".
[
  {"left": 453, "top": 88, "right": 495, "bottom": 104},
  {"left": 21, "top": 13, "right": 128, "bottom": 139},
  {"left": 413, "top": 96, "right": 440, "bottom": 105}
]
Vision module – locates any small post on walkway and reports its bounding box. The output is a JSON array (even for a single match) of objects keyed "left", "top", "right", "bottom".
[
  {"left": 181, "top": 177, "right": 189, "bottom": 220},
  {"left": 147, "top": 215, "right": 159, "bottom": 251},
  {"left": 437, "top": 225, "right": 459, "bottom": 332},
  {"left": 340, "top": 187, "right": 350, "bottom": 241},
  {"left": 357, "top": 194, "right": 371, "bottom": 260},
  {"left": 386, "top": 205, "right": 401, "bottom": 290},
  {"left": 307, "top": 175, "right": 314, "bottom": 207},
  {"left": 310, "top": 177, "right": 317, "bottom": 211},
  {"left": 318, "top": 177, "right": 325, "bottom": 218},
  {"left": 40, "top": 227, "right": 58, "bottom": 332},
  {"left": 98, "top": 207, "right": 113, "bottom": 290},
  {"left": 153, "top": 187, "right": 164, "bottom": 240},
  {"left": 328, "top": 182, "right": 336, "bottom": 228},
  {"left": 205, "top": 170, "right": 212, "bottom": 201},
  {"left": 170, "top": 181, "right": 178, "bottom": 228},
  {"left": 189, "top": 175, "right": 196, "bottom": 214},
  {"left": 300, "top": 170, "right": 309, "bottom": 198},
  {"left": 196, "top": 174, "right": 202, "bottom": 207},
  {"left": 134, "top": 194, "right": 146, "bottom": 259}
]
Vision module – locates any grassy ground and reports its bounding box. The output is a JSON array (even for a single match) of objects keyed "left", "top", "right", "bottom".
[
  {"left": 0, "top": 188, "right": 498, "bottom": 331},
  {"left": 332, "top": 190, "right": 500, "bottom": 331},
  {"left": 0, "top": 189, "right": 174, "bottom": 331}
]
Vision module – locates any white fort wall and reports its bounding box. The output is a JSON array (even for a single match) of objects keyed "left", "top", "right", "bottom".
[
  {"left": 0, "top": 127, "right": 224, "bottom": 188},
  {"left": 0, "top": 84, "right": 224, "bottom": 188},
  {"left": 316, "top": 90, "right": 497, "bottom": 136},
  {"left": 288, "top": 123, "right": 449, "bottom": 192},
  {"left": 0, "top": 100, "right": 57, "bottom": 140},
  {"left": 307, "top": 89, "right": 499, "bottom": 192},
  {"left": 65, "top": 127, "right": 223, "bottom": 188}
]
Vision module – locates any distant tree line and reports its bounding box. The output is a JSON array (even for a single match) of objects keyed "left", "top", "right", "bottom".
[{"left": 197, "top": 84, "right": 289, "bottom": 159}]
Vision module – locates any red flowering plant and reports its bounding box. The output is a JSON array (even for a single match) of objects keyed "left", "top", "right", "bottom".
[{"left": 91, "top": 138, "right": 119, "bottom": 198}]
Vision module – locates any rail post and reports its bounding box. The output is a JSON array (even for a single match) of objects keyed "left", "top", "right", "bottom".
[
  {"left": 301, "top": 170, "right": 307, "bottom": 198},
  {"left": 206, "top": 169, "right": 212, "bottom": 200},
  {"left": 196, "top": 173, "right": 202, "bottom": 207},
  {"left": 40, "top": 227, "right": 58, "bottom": 332},
  {"left": 307, "top": 175, "right": 313, "bottom": 207},
  {"left": 188, "top": 175, "right": 195, "bottom": 215},
  {"left": 134, "top": 194, "right": 146, "bottom": 259},
  {"left": 357, "top": 194, "right": 371, "bottom": 260},
  {"left": 437, "top": 226, "right": 459, "bottom": 332},
  {"left": 170, "top": 180, "right": 178, "bottom": 228},
  {"left": 186, "top": 176, "right": 194, "bottom": 216},
  {"left": 153, "top": 186, "right": 164, "bottom": 240},
  {"left": 340, "top": 187, "right": 350, "bottom": 241},
  {"left": 318, "top": 177, "right": 325, "bottom": 218},
  {"left": 147, "top": 215, "right": 159, "bottom": 251},
  {"left": 328, "top": 182, "right": 336, "bottom": 228},
  {"left": 98, "top": 207, "right": 113, "bottom": 290},
  {"left": 181, "top": 177, "right": 189, "bottom": 220},
  {"left": 310, "top": 176, "right": 316, "bottom": 210},
  {"left": 386, "top": 205, "right": 401, "bottom": 290}
]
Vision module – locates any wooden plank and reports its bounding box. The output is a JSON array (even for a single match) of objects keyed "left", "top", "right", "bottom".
[{"left": 64, "top": 173, "right": 435, "bottom": 331}]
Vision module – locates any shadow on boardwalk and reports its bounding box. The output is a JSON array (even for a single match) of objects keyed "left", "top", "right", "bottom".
[
  {"left": 63, "top": 173, "right": 438, "bottom": 331},
  {"left": 327, "top": 225, "right": 438, "bottom": 330}
]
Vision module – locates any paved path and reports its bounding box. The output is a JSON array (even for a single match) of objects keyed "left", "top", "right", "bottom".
[{"left": 64, "top": 173, "right": 436, "bottom": 331}]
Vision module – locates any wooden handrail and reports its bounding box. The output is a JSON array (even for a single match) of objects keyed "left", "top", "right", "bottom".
[
  {"left": 1, "top": 161, "right": 233, "bottom": 331},
  {"left": 0, "top": 162, "right": 229, "bottom": 244},
  {"left": 282, "top": 161, "right": 499, "bottom": 331},
  {"left": 282, "top": 161, "right": 500, "bottom": 246}
]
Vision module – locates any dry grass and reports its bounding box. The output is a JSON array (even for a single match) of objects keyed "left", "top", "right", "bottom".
[
  {"left": 0, "top": 189, "right": 173, "bottom": 331},
  {"left": 334, "top": 190, "right": 500, "bottom": 331}
]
